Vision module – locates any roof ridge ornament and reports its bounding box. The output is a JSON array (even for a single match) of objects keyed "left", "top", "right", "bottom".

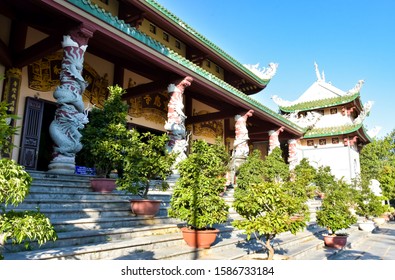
[
  {"left": 271, "top": 95, "right": 294, "bottom": 107},
  {"left": 243, "top": 62, "right": 278, "bottom": 80},
  {"left": 353, "top": 101, "right": 373, "bottom": 125},
  {"left": 314, "top": 62, "right": 325, "bottom": 82},
  {"left": 347, "top": 79, "right": 365, "bottom": 94}
]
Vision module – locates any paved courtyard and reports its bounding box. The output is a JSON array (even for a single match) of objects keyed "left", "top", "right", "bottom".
[{"left": 330, "top": 221, "right": 395, "bottom": 260}]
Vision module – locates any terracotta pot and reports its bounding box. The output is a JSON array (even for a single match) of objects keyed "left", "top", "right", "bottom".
[
  {"left": 323, "top": 234, "right": 348, "bottom": 249},
  {"left": 90, "top": 178, "right": 116, "bottom": 193},
  {"left": 130, "top": 199, "right": 161, "bottom": 217},
  {"left": 181, "top": 227, "right": 219, "bottom": 248}
]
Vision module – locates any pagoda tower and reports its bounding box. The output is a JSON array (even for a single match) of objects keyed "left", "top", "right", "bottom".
[{"left": 272, "top": 63, "right": 376, "bottom": 182}]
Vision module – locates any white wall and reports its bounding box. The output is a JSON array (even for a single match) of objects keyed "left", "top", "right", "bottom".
[{"left": 301, "top": 145, "right": 360, "bottom": 182}]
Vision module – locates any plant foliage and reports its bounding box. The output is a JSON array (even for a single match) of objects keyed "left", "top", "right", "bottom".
[
  {"left": 168, "top": 139, "right": 230, "bottom": 229},
  {"left": 80, "top": 85, "right": 129, "bottom": 177},
  {"left": 233, "top": 148, "right": 309, "bottom": 260},
  {"left": 116, "top": 130, "right": 176, "bottom": 198},
  {"left": 316, "top": 179, "right": 357, "bottom": 234},
  {"left": 0, "top": 99, "right": 57, "bottom": 259}
]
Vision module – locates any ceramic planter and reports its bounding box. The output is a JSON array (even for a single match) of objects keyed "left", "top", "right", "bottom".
[
  {"left": 358, "top": 220, "right": 376, "bottom": 232},
  {"left": 181, "top": 227, "right": 219, "bottom": 248},
  {"left": 373, "top": 217, "right": 386, "bottom": 226},
  {"left": 323, "top": 234, "right": 348, "bottom": 249},
  {"left": 130, "top": 199, "right": 161, "bottom": 217},
  {"left": 90, "top": 178, "right": 117, "bottom": 193}
]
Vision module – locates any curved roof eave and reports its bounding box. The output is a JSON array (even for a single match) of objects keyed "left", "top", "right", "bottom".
[
  {"left": 64, "top": 0, "right": 303, "bottom": 136},
  {"left": 135, "top": 0, "right": 272, "bottom": 87},
  {"left": 279, "top": 92, "right": 361, "bottom": 113},
  {"left": 303, "top": 123, "right": 372, "bottom": 143}
]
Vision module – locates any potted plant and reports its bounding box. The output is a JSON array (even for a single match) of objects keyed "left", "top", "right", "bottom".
[
  {"left": 168, "top": 138, "right": 230, "bottom": 248},
  {"left": 233, "top": 148, "right": 310, "bottom": 260},
  {"left": 354, "top": 178, "right": 386, "bottom": 231},
  {"left": 316, "top": 179, "right": 357, "bottom": 249},
  {"left": 79, "top": 85, "right": 129, "bottom": 192},
  {"left": 116, "top": 130, "right": 176, "bottom": 217}
]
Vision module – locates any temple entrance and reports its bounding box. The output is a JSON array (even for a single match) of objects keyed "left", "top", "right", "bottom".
[{"left": 19, "top": 97, "right": 56, "bottom": 171}]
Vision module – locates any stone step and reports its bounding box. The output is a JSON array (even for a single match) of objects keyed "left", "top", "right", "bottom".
[
  {"left": 2, "top": 206, "right": 170, "bottom": 220},
  {"left": 51, "top": 216, "right": 181, "bottom": 232},
  {"left": 2, "top": 222, "right": 183, "bottom": 254}
]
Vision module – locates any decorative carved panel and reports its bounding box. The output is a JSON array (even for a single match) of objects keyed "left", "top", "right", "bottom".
[{"left": 192, "top": 110, "right": 223, "bottom": 138}]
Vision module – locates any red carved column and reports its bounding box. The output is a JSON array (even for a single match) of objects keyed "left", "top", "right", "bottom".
[{"left": 268, "top": 126, "right": 284, "bottom": 154}]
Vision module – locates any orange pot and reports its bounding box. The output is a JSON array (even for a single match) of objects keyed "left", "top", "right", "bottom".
[{"left": 181, "top": 227, "right": 219, "bottom": 248}]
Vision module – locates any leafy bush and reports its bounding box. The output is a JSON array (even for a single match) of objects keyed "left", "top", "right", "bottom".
[
  {"left": 233, "top": 147, "right": 309, "bottom": 260},
  {"left": 0, "top": 99, "right": 57, "bottom": 259},
  {"left": 80, "top": 85, "right": 129, "bottom": 177},
  {"left": 168, "top": 139, "right": 230, "bottom": 229},
  {"left": 316, "top": 179, "right": 357, "bottom": 234},
  {"left": 116, "top": 130, "right": 176, "bottom": 198}
]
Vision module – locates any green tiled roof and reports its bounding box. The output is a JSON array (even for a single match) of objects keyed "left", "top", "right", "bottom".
[
  {"left": 66, "top": 0, "right": 303, "bottom": 133},
  {"left": 303, "top": 123, "right": 371, "bottom": 142},
  {"left": 143, "top": 0, "right": 271, "bottom": 85},
  {"left": 279, "top": 92, "right": 360, "bottom": 113}
]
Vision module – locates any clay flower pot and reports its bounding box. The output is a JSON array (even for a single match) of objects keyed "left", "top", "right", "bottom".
[
  {"left": 130, "top": 199, "right": 161, "bottom": 217},
  {"left": 181, "top": 227, "right": 219, "bottom": 248},
  {"left": 323, "top": 234, "right": 348, "bottom": 249},
  {"left": 90, "top": 178, "right": 116, "bottom": 193}
]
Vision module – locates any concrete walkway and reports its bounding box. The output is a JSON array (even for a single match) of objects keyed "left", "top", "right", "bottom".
[{"left": 329, "top": 221, "right": 395, "bottom": 260}]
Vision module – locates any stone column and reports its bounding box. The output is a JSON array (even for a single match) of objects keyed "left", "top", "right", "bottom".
[
  {"left": 288, "top": 139, "right": 298, "bottom": 170},
  {"left": 48, "top": 25, "right": 94, "bottom": 174},
  {"left": 268, "top": 126, "right": 284, "bottom": 154},
  {"left": 231, "top": 109, "right": 254, "bottom": 171},
  {"left": 164, "top": 76, "right": 193, "bottom": 171}
]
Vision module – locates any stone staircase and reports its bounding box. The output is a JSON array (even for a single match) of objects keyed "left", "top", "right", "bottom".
[{"left": 1, "top": 171, "right": 368, "bottom": 260}]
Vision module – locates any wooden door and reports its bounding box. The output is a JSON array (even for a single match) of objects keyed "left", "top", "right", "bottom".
[{"left": 19, "top": 97, "right": 44, "bottom": 169}]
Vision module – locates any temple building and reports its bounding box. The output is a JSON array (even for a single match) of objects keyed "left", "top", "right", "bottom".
[
  {"left": 0, "top": 0, "right": 304, "bottom": 174},
  {"left": 0, "top": 1, "right": 375, "bottom": 181},
  {"left": 272, "top": 63, "right": 375, "bottom": 182}
]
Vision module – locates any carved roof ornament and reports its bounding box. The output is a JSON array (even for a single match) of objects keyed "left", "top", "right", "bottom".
[
  {"left": 271, "top": 95, "right": 294, "bottom": 107},
  {"left": 347, "top": 79, "right": 365, "bottom": 94},
  {"left": 353, "top": 101, "right": 373, "bottom": 125},
  {"left": 283, "top": 110, "right": 322, "bottom": 129},
  {"left": 243, "top": 62, "right": 278, "bottom": 80},
  {"left": 314, "top": 62, "right": 325, "bottom": 82}
]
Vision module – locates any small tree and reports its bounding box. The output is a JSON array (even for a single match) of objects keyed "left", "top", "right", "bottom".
[
  {"left": 169, "top": 139, "right": 230, "bottom": 230},
  {"left": 0, "top": 99, "right": 57, "bottom": 259},
  {"left": 316, "top": 179, "right": 357, "bottom": 234},
  {"left": 233, "top": 147, "right": 309, "bottom": 260},
  {"left": 292, "top": 158, "right": 317, "bottom": 199},
  {"left": 79, "top": 85, "right": 129, "bottom": 177},
  {"left": 354, "top": 178, "right": 386, "bottom": 220},
  {"left": 315, "top": 165, "right": 336, "bottom": 195},
  {"left": 116, "top": 130, "right": 176, "bottom": 198}
]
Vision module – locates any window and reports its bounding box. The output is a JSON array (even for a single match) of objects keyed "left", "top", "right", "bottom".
[
  {"left": 307, "top": 140, "right": 314, "bottom": 146},
  {"left": 332, "top": 138, "right": 339, "bottom": 144},
  {"left": 163, "top": 32, "right": 169, "bottom": 42},
  {"left": 330, "top": 108, "right": 337, "bottom": 114},
  {"left": 319, "top": 139, "right": 326, "bottom": 145},
  {"left": 175, "top": 40, "right": 181, "bottom": 49},
  {"left": 215, "top": 65, "right": 220, "bottom": 73},
  {"left": 149, "top": 24, "right": 156, "bottom": 34},
  {"left": 206, "top": 60, "right": 211, "bottom": 68}
]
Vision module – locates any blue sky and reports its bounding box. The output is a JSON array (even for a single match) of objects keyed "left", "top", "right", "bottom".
[{"left": 156, "top": 0, "right": 395, "bottom": 138}]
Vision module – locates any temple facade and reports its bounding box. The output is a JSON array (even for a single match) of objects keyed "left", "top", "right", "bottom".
[
  {"left": 0, "top": 1, "right": 375, "bottom": 181},
  {"left": 0, "top": 0, "right": 303, "bottom": 174},
  {"left": 272, "top": 63, "right": 375, "bottom": 182}
]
